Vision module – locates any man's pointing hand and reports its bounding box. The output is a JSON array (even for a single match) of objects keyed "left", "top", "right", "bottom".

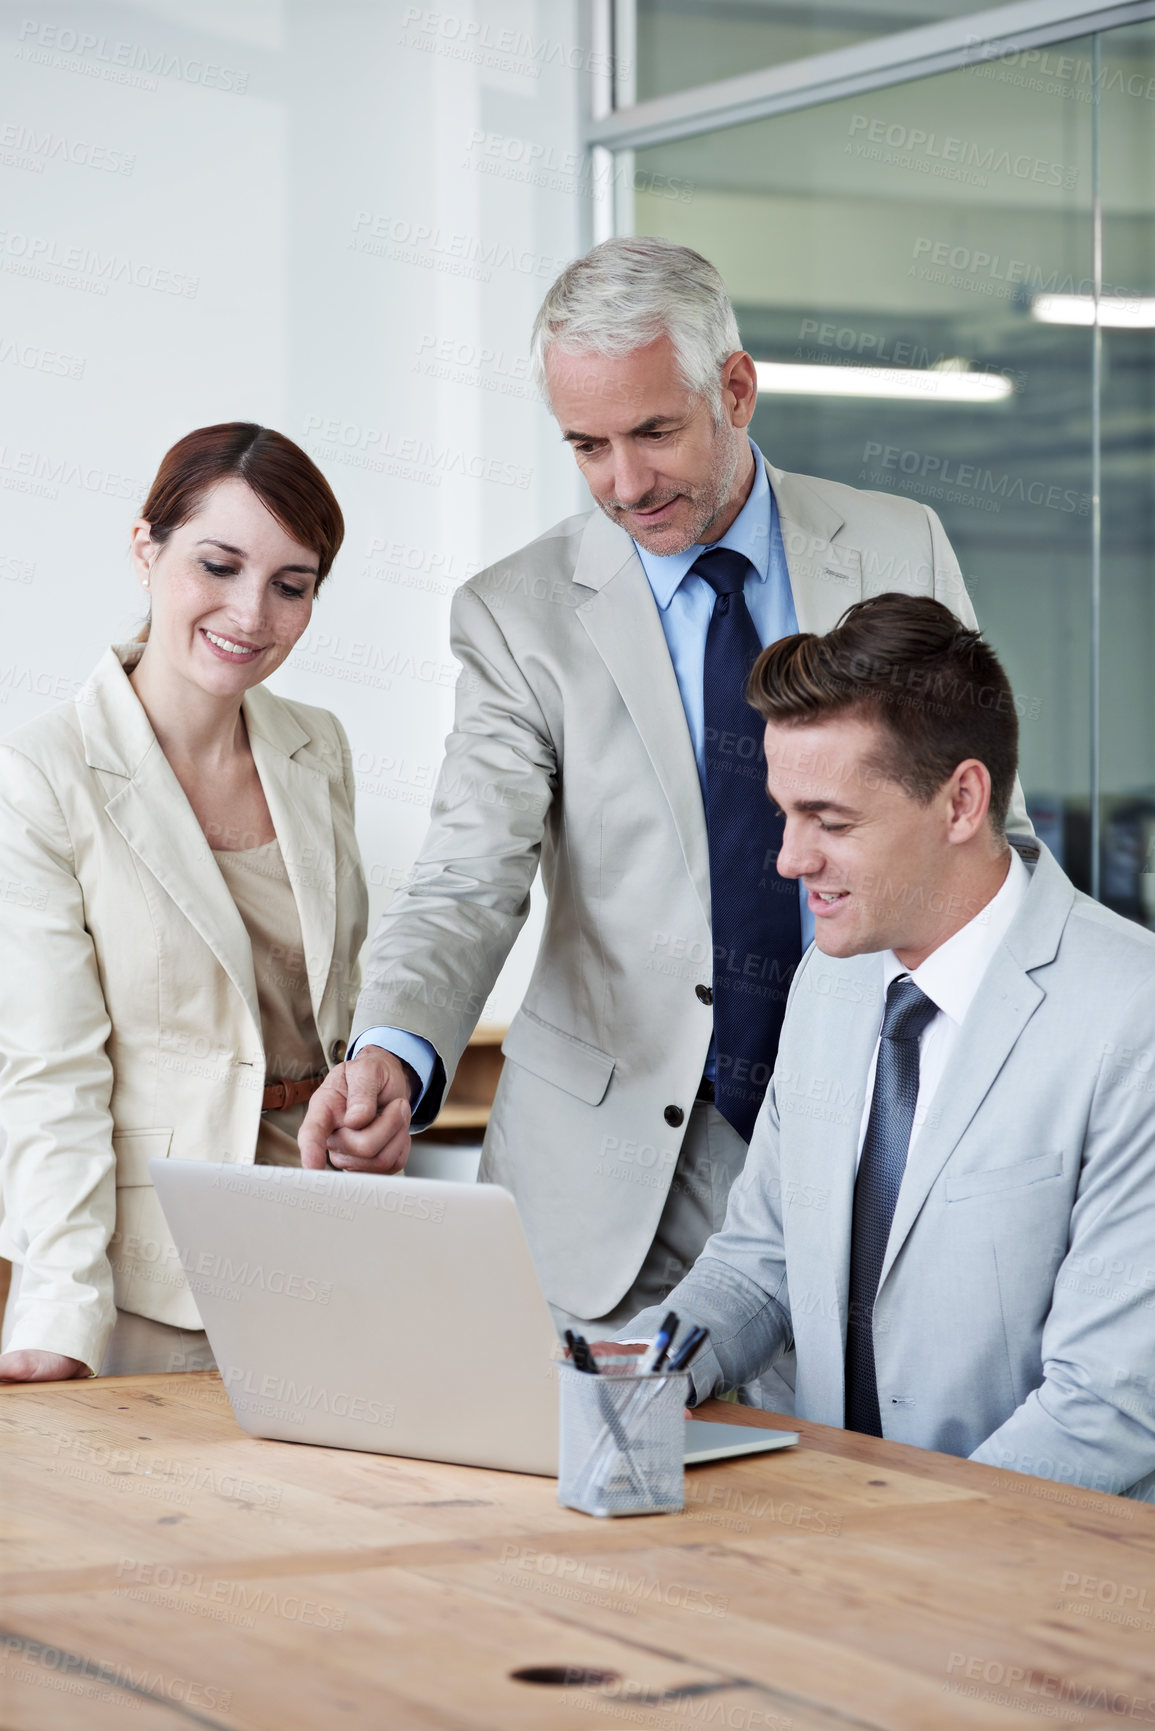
[{"left": 298, "top": 1047, "right": 417, "bottom": 1174}]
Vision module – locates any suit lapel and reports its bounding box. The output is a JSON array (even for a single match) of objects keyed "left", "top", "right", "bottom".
[
  {"left": 877, "top": 854, "right": 1068, "bottom": 1291},
  {"left": 567, "top": 464, "right": 876, "bottom": 923},
  {"left": 781, "top": 954, "right": 881, "bottom": 1362},
  {"left": 80, "top": 648, "right": 336, "bottom": 1041},
  {"left": 245, "top": 689, "right": 336, "bottom": 1025},
  {"left": 767, "top": 463, "right": 863, "bottom": 633},
  {"left": 80, "top": 649, "right": 261, "bottom": 1032},
  {"left": 103, "top": 748, "right": 261, "bottom": 1034},
  {"left": 573, "top": 512, "right": 711, "bottom": 927}
]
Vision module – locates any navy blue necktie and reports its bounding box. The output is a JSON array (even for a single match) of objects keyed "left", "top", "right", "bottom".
[
  {"left": 844, "top": 975, "right": 939, "bottom": 1436},
  {"left": 697, "top": 547, "right": 802, "bottom": 1143}
]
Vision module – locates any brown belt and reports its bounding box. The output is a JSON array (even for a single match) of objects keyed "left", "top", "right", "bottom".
[{"left": 262, "top": 1074, "right": 326, "bottom": 1113}]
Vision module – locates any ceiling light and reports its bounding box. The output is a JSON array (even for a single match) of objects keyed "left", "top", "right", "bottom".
[
  {"left": 1030, "top": 293, "right": 1155, "bottom": 328},
  {"left": 754, "top": 361, "right": 1014, "bottom": 403}
]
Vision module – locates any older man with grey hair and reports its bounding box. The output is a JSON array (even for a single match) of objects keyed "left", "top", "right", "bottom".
[{"left": 301, "top": 237, "right": 1028, "bottom": 1404}]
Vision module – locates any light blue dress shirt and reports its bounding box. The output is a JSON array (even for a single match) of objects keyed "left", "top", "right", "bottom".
[{"left": 355, "top": 441, "right": 812, "bottom": 1106}]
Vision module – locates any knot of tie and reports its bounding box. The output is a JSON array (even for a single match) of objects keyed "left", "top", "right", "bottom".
[
  {"left": 692, "top": 546, "right": 753, "bottom": 599},
  {"left": 881, "top": 975, "right": 937, "bottom": 1044}
]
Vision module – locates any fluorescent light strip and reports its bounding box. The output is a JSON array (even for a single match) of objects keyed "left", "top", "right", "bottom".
[
  {"left": 755, "top": 361, "right": 1014, "bottom": 403},
  {"left": 1031, "top": 294, "right": 1155, "bottom": 329}
]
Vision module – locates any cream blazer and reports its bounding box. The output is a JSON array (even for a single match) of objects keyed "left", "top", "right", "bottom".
[
  {"left": 355, "top": 459, "right": 1033, "bottom": 1321},
  {"left": 0, "top": 646, "right": 368, "bottom": 1371}
]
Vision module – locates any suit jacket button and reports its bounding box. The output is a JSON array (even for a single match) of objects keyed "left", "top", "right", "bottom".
[
  {"left": 695, "top": 984, "right": 713, "bottom": 1005},
  {"left": 330, "top": 1039, "right": 347, "bottom": 1064},
  {"left": 664, "top": 1105, "right": 684, "bottom": 1128}
]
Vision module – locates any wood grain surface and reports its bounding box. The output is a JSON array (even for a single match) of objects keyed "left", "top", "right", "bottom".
[{"left": 2, "top": 1372, "right": 1154, "bottom": 1729}]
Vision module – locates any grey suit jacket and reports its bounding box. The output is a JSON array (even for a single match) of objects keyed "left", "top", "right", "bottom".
[
  {"left": 631, "top": 843, "right": 1155, "bottom": 1499},
  {"left": 354, "top": 458, "right": 1031, "bottom": 1320}
]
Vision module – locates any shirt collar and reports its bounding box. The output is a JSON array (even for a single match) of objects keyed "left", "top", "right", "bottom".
[
  {"left": 633, "top": 439, "right": 773, "bottom": 611},
  {"left": 881, "top": 847, "right": 1030, "bottom": 1027}
]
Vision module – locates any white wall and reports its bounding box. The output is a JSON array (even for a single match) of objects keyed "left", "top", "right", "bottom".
[{"left": 0, "top": 0, "right": 591, "bottom": 1023}]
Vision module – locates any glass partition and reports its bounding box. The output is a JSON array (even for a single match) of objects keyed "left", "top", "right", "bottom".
[
  {"left": 629, "top": 0, "right": 988, "bottom": 104},
  {"left": 1099, "top": 20, "right": 1155, "bottom": 921},
  {"left": 630, "top": 48, "right": 1098, "bottom": 886}
]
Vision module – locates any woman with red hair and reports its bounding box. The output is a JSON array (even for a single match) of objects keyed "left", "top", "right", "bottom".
[{"left": 0, "top": 424, "right": 367, "bottom": 1380}]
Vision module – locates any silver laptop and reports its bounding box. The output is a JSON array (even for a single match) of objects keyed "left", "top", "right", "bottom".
[{"left": 150, "top": 1160, "right": 797, "bottom": 1477}]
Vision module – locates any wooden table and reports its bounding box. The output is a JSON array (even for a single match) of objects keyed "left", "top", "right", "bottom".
[{"left": 2, "top": 1374, "right": 1154, "bottom": 1730}]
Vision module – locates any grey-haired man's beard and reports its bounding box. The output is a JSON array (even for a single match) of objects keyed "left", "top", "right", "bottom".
[{"left": 596, "top": 439, "right": 744, "bottom": 555}]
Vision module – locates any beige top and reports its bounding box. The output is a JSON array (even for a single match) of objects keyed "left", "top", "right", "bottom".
[{"left": 213, "top": 840, "right": 326, "bottom": 1167}]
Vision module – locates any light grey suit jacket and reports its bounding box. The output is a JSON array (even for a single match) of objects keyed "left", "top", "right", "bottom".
[
  {"left": 355, "top": 458, "right": 1031, "bottom": 1321},
  {"left": 631, "top": 843, "right": 1155, "bottom": 1499}
]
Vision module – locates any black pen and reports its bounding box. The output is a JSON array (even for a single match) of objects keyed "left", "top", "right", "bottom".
[
  {"left": 565, "top": 1330, "right": 599, "bottom": 1374},
  {"left": 668, "top": 1325, "right": 710, "bottom": 1373}
]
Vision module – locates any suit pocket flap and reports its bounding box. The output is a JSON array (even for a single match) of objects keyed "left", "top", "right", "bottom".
[
  {"left": 945, "top": 1150, "right": 1063, "bottom": 1202},
  {"left": 113, "top": 1129, "right": 174, "bottom": 1188},
  {"left": 501, "top": 1013, "right": 614, "bottom": 1106}
]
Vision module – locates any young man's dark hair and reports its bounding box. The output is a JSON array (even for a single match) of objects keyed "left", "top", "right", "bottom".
[{"left": 746, "top": 593, "right": 1019, "bottom": 834}]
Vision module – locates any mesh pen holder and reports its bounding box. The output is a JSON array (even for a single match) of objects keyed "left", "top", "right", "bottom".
[{"left": 557, "top": 1359, "right": 687, "bottom": 1518}]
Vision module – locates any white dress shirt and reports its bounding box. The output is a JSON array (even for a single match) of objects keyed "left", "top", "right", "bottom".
[{"left": 856, "top": 848, "right": 1029, "bottom": 1162}]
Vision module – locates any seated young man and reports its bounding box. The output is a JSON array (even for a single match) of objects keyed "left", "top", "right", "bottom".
[{"left": 627, "top": 592, "right": 1155, "bottom": 1500}]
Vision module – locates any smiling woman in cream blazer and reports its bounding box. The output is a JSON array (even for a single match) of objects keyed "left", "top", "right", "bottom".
[{"left": 0, "top": 424, "right": 367, "bottom": 1381}]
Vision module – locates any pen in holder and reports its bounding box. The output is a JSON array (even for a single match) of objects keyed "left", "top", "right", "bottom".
[{"left": 557, "top": 1354, "right": 687, "bottom": 1518}]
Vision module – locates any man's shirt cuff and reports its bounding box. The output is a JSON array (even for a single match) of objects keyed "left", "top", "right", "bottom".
[{"left": 348, "top": 1027, "right": 436, "bottom": 1111}]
